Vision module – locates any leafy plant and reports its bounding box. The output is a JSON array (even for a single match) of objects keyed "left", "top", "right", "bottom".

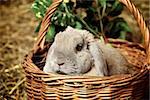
[
  {"left": 32, "top": 0, "right": 131, "bottom": 42},
  {"left": 32, "top": 0, "right": 53, "bottom": 19}
]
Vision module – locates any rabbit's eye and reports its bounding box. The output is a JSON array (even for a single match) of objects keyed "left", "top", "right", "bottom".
[{"left": 76, "top": 43, "right": 83, "bottom": 51}]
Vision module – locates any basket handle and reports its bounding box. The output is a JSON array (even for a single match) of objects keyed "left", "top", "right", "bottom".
[
  {"left": 33, "top": 0, "right": 150, "bottom": 64},
  {"left": 119, "top": 0, "right": 150, "bottom": 65}
]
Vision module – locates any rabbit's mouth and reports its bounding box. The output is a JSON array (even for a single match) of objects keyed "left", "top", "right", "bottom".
[
  {"left": 56, "top": 70, "right": 67, "bottom": 75},
  {"left": 56, "top": 70, "right": 79, "bottom": 75}
]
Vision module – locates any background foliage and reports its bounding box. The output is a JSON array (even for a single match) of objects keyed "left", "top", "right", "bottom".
[{"left": 32, "top": 0, "right": 131, "bottom": 42}]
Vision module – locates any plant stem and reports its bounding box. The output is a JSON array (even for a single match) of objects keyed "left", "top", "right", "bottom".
[
  {"left": 96, "top": 0, "right": 107, "bottom": 43},
  {"left": 63, "top": 1, "right": 99, "bottom": 38},
  {"left": 63, "top": 3, "right": 69, "bottom": 14},
  {"left": 76, "top": 15, "right": 100, "bottom": 38},
  {"left": 9, "top": 78, "right": 26, "bottom": 95}
]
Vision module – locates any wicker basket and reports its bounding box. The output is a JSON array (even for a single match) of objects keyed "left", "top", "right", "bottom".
[{"left": 23, "top": 0, "right": 150, "bottom": 99}]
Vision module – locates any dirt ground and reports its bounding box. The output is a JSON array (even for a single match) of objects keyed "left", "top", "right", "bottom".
[
  {"left": 0, "top": 0, "right": 149, "bottom": 99},
  {"left": 0, "top": 0, "right": 38, "bottom": 99}
]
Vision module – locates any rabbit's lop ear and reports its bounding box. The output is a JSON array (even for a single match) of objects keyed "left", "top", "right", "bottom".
[
  {"left": 89, "top": 42, "right": 108, "bottom": 76},
  {"left": 80, "top": 30, "right": 108, "bottom": 76}
]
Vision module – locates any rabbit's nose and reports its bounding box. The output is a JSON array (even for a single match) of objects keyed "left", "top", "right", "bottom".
[{"left": 58, "top": 63, "right": 64, "bottom": 66}]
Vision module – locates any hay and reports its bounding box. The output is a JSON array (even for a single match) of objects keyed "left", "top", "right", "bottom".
[{"left": 0, "top": 0, "right": 38, "bottom": 99}]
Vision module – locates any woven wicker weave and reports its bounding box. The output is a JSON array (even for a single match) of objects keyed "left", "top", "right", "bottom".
[{"left": 23, "top": 0, "right": 150, "bottom": 99}]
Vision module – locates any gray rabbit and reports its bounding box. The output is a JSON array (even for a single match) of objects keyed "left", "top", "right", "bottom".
[{"left": 43, "top": 26, "right": 135, "bottom": 76}]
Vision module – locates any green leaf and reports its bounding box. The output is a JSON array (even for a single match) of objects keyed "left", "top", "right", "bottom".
[
  {"left": 46, "top": 24, "right": 55, "bottom": 42},
  {"left": 32, "top": 3, "right": 39, "bottom": 13},
  {"left": 75, "top": 21, "right": 82, "bottom": 29},
  {"left": 119, "top": 31, "right": 126, "bottom": 39},
  {"left": 35, "top": 12, "right": 43, "bottom": 18},
  {"left": 104, "top": 17, "right": 131, "bottom": 38},
  {"left": 99, "top": 0, "right": 107, "bottom": 7},
  {"left": 88, "top": 7, "right": 96, "bottom": 13},
  {"left": 34, "top": 21, "right": 42, "bottom": 33},
  {"left": 120, "top": 22, "right": 131, "bottom": 32},
  {"left": 31, "top": 0, "right": 53, "bottom": 19},
  {"left": 108, "top": 1, "right": 123, "bottom": 16}
]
